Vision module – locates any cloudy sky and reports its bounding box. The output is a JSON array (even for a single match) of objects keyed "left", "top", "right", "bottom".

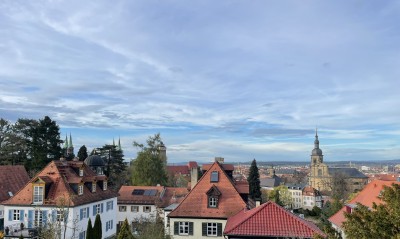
[{"left": 1, "top": 1, "right": 399, "bottom": 163}]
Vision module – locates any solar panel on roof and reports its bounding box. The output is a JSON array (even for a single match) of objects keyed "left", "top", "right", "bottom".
[
  {"left": 149, "top": 189, "right": 157, "bottom": 196},
  {"left": 132, "top": 189, "right": 145, "bottom": 195},
  {"left": 144, "top": 190, "right": 151, "bottom": 196}
]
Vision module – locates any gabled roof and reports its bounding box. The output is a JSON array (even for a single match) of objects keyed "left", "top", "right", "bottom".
[
  {"left": 202, "top": 163, "right": 234, "bottom": 172},
  {"left": 3, "top": 160, "right": 117, "bottom": 207},
  {"left": 260, "top": 176, "right": 282, "bottom": 188},
  {"left": 118, "top": 185, "right": 164, "bottom": 205},
  {"left": 329, "top": 180, "right": 400, "bottom": 228},
  {"left": 303, "top": 186, "right": 321, "bottom": 196},
  {"left": 160, "top": 187, "right": 189, "bottom": 208},
  {"left": 224, "top": 201, "right": 325, "bottom": 238},
  {"left": 328, "top": 167, "right": 367, "bottom": 178},
  {"left": 0, "top": 165, "right": 30, "bottom": 202},
  {"left": 168, "top": 161, "right": 246, "bottom": 219}
]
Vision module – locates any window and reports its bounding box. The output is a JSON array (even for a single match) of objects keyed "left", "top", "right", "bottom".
[
  {"left": 0, "top": 210, "right": 3, "bottom": 217},
  {"left": 179, "top": 222, "right": 189, "bottom": 235},
  {"left": 208, "top": 197, "right": 217, "bottom": 208},
  {"left": 78, "top": 185, "right": 83, "bottom": 195},
  {"left": 103, "top": 181, "right": 107, "bottom": 191},
  {"left": 106, "top": 201, "right": 113, "bottom": 211},
  {"left": 106, "top": 220, "right": 113, "bottom": 231},
  {"left": 131, "top": 206, "right": 139, "bottom": 212},
  {"left": 79, "top": 231, "right": 86, "bottom": 239},
  {"left": 92, "top": 182, "right": 96, "bottom": 193},
  {"left": 33, "top": 186, "right": 44, "bottom": 204},
  {"left": 80, "top": 207, "right": 89, "bottom": 220},
  {"left": 34, "top": 210, "right": 43, "bottom": 227},
  {"left": 57, "top": 210, "right": 64, "bottom": 222},
  {"left": 79, "top": 169, "right": 83, "bottom": 177},
  {"left": 119, "top": 206, "right": 127, "bottom": 212},
  {"left": 143, "top": 206, "right": 151, "bottom": 213},
  {"left": 13, "top": 209, "right": 20, "bottom": 221},
  {"left": 174, "top": 222, "right": 193, "bottom": 236},
  {"left": 95, "top": 203, "right": 102, "bottom": 214},
  {"left": 207, "top": 223, "right": 217, "bottom": 236},
  {"left": 210, "top": 171, "right": 219, "bottom": 182}
]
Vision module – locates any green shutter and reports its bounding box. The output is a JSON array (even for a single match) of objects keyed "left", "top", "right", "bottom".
[
  {"left": 174, "top": 222, "right": 179, "bottom": 235},
  {"left": 189, "top": 222, "right": 194, "bottom": 235},
  {"left": 202, "top": 222, "right": 207, "bottom": 236},
  {"left": 217, "top": 223, "right": 222, "bottom": 236}
]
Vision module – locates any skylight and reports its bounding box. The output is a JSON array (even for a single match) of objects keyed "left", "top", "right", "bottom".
[{"left": 211, "top": 171, "right": 219, "bottom": 182}]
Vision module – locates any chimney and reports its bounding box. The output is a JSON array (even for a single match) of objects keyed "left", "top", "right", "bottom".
[
  {"left": 256, "top": 199, "right": 261, "bottom": 207},
  {"left": 215, "top": 157, "right": 224, "bottom": 163},
  {"left": 191, "top": 166, "right": 199, "bottom": 190}
]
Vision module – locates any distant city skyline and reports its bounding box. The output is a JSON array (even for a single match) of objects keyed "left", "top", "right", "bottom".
[{"left": 1, "top": 1, "right": 399, "bottom": 163}]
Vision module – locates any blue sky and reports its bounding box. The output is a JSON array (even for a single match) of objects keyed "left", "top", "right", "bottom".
[{"left": 1, "top": 1, "right": 400, "bottom": 163}]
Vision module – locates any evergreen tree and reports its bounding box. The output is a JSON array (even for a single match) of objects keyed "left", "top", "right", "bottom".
[
  {"left": 93, "top": 214, "right": 102, "bottom": 239},
  {"left": 77, "top": 145, "right": 88, "bottom": 161},
  {"left": 247, "top": 159, "right": 261, "bottom": 199},
  {"left": 86, "top": 218, "right": 93, "bottom": 239},
  {"left": 117, "top": 219, "right": 135, "bottom": 239},
  {"left": 94, "top": 144, "right": 126, "bottom": 189},
  {"left": 343, "top": 183, "right": 400, "bottom": 238},
  {"left": 131, "top": 134, "right": 168, "bottom": 186}
]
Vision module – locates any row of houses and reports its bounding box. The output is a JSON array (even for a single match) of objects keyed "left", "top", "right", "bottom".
[{"left": 0, "top": 157, "right": 326, "bottom": 239}]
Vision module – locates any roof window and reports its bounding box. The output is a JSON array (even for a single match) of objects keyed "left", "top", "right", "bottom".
[{"left": 211, "top": 171, "right": 219, "bottom": 182}]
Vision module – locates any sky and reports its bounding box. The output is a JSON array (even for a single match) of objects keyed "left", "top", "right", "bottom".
[{"left": 1, "top": 1, "right": 400, "bottom": 164}]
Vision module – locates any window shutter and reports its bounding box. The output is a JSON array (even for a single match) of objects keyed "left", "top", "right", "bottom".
[
  {"left": 86, "top": 207, "right": 89, "bottom": 218},
  {"left": 64, "top": 210, "right": 69, "bottom": 222},
  {"left": 20, "top": 210, "right": 24, "bottom": 221},
  {"left": 80, "top": 208, "right": 83, "bottom": 220},
  {"left": 28, "top": 210, "right": 33, "bottom": 228},
  {"left": 93, "top": 205, "right": 96, "bottom": 216},
  {"left": 189, "top": 222, "right": 194, "bottom": 235},
  {"left": 8, "top": 210, "right": 12, "bottom": 221},
  {"left": 106, "top": 222, "right": 109, "bottom": 232},
  {"left": 111, "top": 201, "right": 114, "bottom": 210},
  {"left": 217, "top": 223, "right": 222, "bottom": 236},
  {"left": 42, "top": 210, "right": 48, "bottom": 226},
  {"left": 173, "top": 222, "right": 179, "bottom": 235},
  {"left": 101, "top": 203, "right": 104, "bottom": 213},
  {"left": 202, "top": 222, "right": 207, "bottom": 236}
]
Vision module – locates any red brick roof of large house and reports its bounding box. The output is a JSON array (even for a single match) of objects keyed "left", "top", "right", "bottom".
[
  {"left": 0, "top": 165, "right": 30, "bottom": 203},
  {"left": 2, "top": 160, "right": 118, "bottom": 206},
  {"left": 329, "top": 180, "right": 400, "bottom": 228},
  {"left": 224, "top": 201, "right": 325, "bottom": 238},
  {"left": 168, "top": 161, "right": 246, "bottom": 219}
]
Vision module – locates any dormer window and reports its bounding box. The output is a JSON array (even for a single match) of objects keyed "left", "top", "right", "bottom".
[
  {"left": 33, "top": 185, "right": 44, "bottom": 204},
  {"left": 78, "top": 184, "right": 83, "bottom": 195},
  {"left": 79, "top": 168, "right": 83, "bottom": 177},
  {"left": 206, "top": 185, "right": 221, "bottom": 208},
  {"left": 103, "top": 181, "right": 107, "bottom": 191},
  {"left": 210, "top": 171, "right": 219, "bottom": 182},
  {"left": 92, "top": 182, "right": 96, "bottom": 193}
]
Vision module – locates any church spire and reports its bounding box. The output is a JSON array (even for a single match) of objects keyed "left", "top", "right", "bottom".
[
  {"left": 314, "top": 128, "right": 319, "bottom": 149},
  {"left": 69, "top": 133, "right": 73, "bottom": 148},
  {"left": 64, "top": 134, "right": 68, "bottom": 149},
  {"left": 118, "top": 137, "right": 122, "bottom": 151}
]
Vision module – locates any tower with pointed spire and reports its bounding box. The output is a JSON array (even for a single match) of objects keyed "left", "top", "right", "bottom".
[{"left": 309, "top": 129, "right": 329, "bottom": 191}]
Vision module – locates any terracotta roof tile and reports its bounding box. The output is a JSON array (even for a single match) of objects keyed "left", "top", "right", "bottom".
[
  {"left": 224, "top": 201, "right": 325, "bottom": 238},
  {"left": 3, "top": 160, "right": 118, "bottom": 206},
  {"left": 118, "top": 185, "right": 164, "bottom": 205},
  {"left": 202, "top": 163, "right": 234, "bottom": 172},
  {"left": 329, "top": 180, "right": 400, "bottom": 228},
  {"left": 0, "top": 165, "right": 30, "bottom": 202},
  {"left": 169, "top": 161, "right": 246, "bottom": 219},
  {"left": 167, "top": 165, "right": 190, "bottom": 175},
  {"left": 159, "top": 187, "right": 189, "bottom": 208}
]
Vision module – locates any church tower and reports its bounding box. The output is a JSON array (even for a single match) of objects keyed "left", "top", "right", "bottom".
[
  {"left": 158, "top": 141, "right": 167, "bottom": 165},
  {"left": 309, "top": 129, "right": 329, "bottom": 191},
  {"left": 67, "top": 133, "right": 74, "bottom": 156},
  {"left": 311, "top": 129, "right": 323, "bottom": 165}
]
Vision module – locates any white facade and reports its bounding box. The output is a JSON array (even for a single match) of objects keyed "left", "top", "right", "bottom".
[
  {"left": 288, "top": 188, "right": 303, "bottom": 209},
  {"left": 4, "top": 197, "right": 117, "bottom": 239},
  {"left": 116, "top": 203, "right": 158, "bottom": 233},
  {"left": 169, "top": 218, "right": 226, "bottom": 239}
]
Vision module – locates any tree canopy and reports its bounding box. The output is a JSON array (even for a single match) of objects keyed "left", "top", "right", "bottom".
[
  {"left": 131, "top": 133, "right": 168, "bottom": 186},
  {"left": 343, "top": 183, "right": 400, "bottom": 239},
  {"left": 117, "top": 219, "right": 135, "bottom": 239},
  {"left": 93, "top": 214, "right": 102, "bottom": 239},
  {"left": 77, "top": 145, "right": 88, "bottom": 161},
  {"left": 247, "top": 159, "right": 261, "bottom": 199},
  {"left": 86, "top": 218, "right": 93, "bottom": 239},
  {"left": 94, "top": 144, "right": 126, "bottom": 189},
  {"left": 268, "top": 185, "right": 292, "bottom": 208}
]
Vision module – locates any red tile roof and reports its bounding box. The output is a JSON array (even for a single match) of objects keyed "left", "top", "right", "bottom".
[
  {"left": 118, "top": 185, "right": 164, "bottom": 205},
  {"left": 3, "top": 160, "right": 117, "bottom": 206},
  {"left": 369, "top": 174, "right": 399, "bottom": 181},
  {"left": 0, "top": 165, "right": 30, "bottom": 202},
  {"left": 329, "top": 180, "right": 400, "bottom": 228},
  {"left": 187, "top": 161, "right": 198, "bottom": 169},
  {"left": 303, "top": 186, "right": 321, "bottom": 196},
  {"left": 160, "top": 187, "right": 189, "bottom": 208},
  {"left": 202, "top": 163, "right": 234, "bottom": 171},
  {"left": 224, "top": 201, "right": 325, "bottom": 238},
  {"left": 168, "top": 161, "right": 246, "bottom": 219},
  {"left": 167, "top": 165, "right": 190, "bottom": 175}
]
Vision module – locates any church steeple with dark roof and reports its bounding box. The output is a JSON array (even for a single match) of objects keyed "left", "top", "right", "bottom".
[{"left": 311, "top": 128, "right": 323, "bottom": 164}]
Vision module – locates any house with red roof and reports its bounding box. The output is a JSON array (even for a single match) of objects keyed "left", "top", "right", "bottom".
[
  {"left": 167, "top": 160, "right": 247, "bottom": 238},
  {"left": 329, "top": 180, "right": 400, "bottom": 238},
  {"left": 117, "top": 185, "right": 188, "bottom": 233},
  {"left": 0, "top": 165, "right": 30, "bottom": 231},
  {"left": 167, "top": 161, "right": 199, "bottom": 189},
  {"left": 224, "top": 201, "right": 325, "bottom": 239},
  {"left": 2, "top": 158, "right": 118, "bottom": 239}
]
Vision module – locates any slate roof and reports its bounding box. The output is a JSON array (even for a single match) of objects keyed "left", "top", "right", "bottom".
[
  {"left": 0, "top": 165, "right": 30, "bottom": 203},
  {"left": 224, "top": 201, "right": 325, "bottom": 238},
  {"left": 168, "top": 161, "right": 246, "bottom": 219},
  {"left": 328, "top": 167, "right": 367, "bottom": 178},
  {"left": 329, "top": 180, "right": 400, "bottom": 228},
  {"left": 260, "top": 176, "right": 282, "bottom": 188},
  {"left": 3, "top": 160, "right": 117, "bottom": 206}
]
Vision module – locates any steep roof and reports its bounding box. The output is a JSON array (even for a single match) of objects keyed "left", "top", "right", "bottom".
[
  {"left": 329, "top": 180, "right": 400, "bottom": 228},
  {"left": 260, "top": 176, "right": 282, "bottom": 188},
  {"left": 202, "top": 163, "right": 234, "bottom": 172},
  {"left": 168, "top": 161, "right": 246, "bottom": 219},
  {"left": 3, "top": 160, "right": 117, "bottom": 207},
  {"left": 328, "top": 167, "right": 367, "bottom": 178},
  {"left": 224, "top": 201, "right": 325, "bottom": 238},
  {"left": 160, "top": 187, "right": 189, "bottom": 208},
  {"left": 0, "top": 165, "right": 30, "bottom": 202}
]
